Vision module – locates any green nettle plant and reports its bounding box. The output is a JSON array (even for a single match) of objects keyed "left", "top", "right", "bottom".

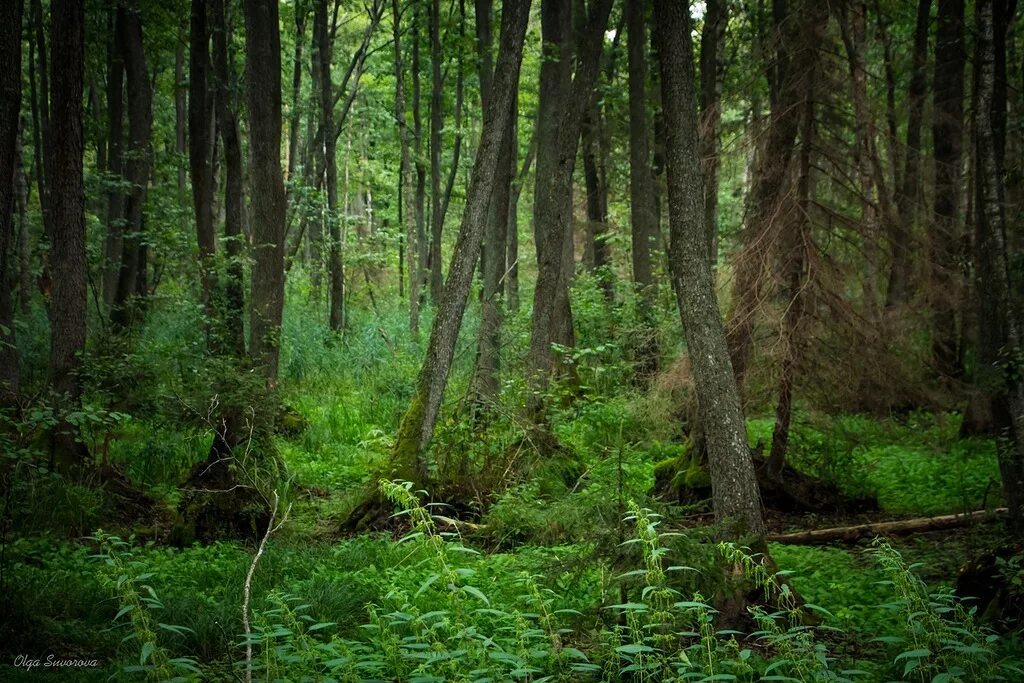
[
  {"left": 872, "top": 540, "right": 1024, "bottom": 683},
  {"left": 89, "top": 532, "right": 201, "bottom": 681}
]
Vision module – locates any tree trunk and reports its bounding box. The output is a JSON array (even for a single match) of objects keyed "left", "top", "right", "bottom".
[
  {"left": 315, "top": 0, "right": 345, "bottom": 333},
  {"left": 973, "top": 0, "right": 1024, "bottom": 530},
  {"left": 931, "top": 0, "right": 966, "bottom": 379},
  {"left": 725, "top": 0, "right": 813, "bottom": 396},
  {"left": 368, "top": 0, "right": 531, "bottom": 503},
  {"left": 580, "top": 101, "right": 611, "bottom": 298},
  {"left": 0, "top": 0, "right": 23, "bottom": 404},
  {"left": 175, "top": 44, "right": 187, "bottom": 219},
  {"left": 471, "top": 0, "right": 514, "bottom": 406},
  {"left": 413, "top": 4, "right": 428, "bottom": 325},
  {"left": 654, "top": 0, "right": 764, "bottom": 537},
  {"left": 190, "top": 0, "right": 218, "bottom": 323},
  {"left": 212, "top": 0, "right": 245, "bottom": 356},
  {"left": 427, "top": 0, "right": 444, "bottom": 304},
  {"left": 527, "top": 0, "right": 613, "bottom": 399},
  {"left": 111, "top": 4, "right": 153, "bottom": 331},
  {"left": 287, "top": 9, "right": 305, "bottom": 184},
  {"left": 699, "top": 0, "right": 726, "bottom": 267},
  {"left": 506, "top": 124, "right": 535, "bottom": 313},
  {"left": 886, "top": 0, "right": 930, "bottom": 308},
  {"left": 102, "top": 17, "right": 126, "bottom": 309},
  {"left": 244, "top": 0, "right": 287, "bottom": 388},
  {"left": 45, "top": 0, "right": 90, "bottom": 472},
  {"left": 393, "top": 0, "right": 419, "bottom": 336}
]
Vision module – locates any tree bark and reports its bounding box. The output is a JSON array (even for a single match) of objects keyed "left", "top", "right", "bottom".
[
  {"left": 190, "top": 0, "right": 218, "bottom": 323},
  {"left": 655, "top": 0, "right": 764, "bottom": 537},
  {"left": 413, "top": 4, "right": 428, "bottom": 326},
  {"left": 244, "top": 0, "right": 287, "bottom": 388},
  {"left": 315, "top": 0, "right": 345, "bottom": 332},
  {"left": 527, "top": 0, "right": 613, "bottom": 398},
  {"left": 102, "top": 16, "right": 126, "bottom": 309},
  {"left": 769, "top": 509, "right": 1008, "bottom": 545},
  {"left": 385, "top": 0, "right": 531, "bottom": 487},
  {"left": 45, "top": 0, "right": 90, "bottom": 472},
  {"left": 699, "top": 0, "right": 726, "bottom": 267},
  {"left": 0, "top": 0, "right": 23, "bottom": 404},
  {"left": 212, "top": 0, "right": 245, "bottom": 356},
  {"left": 931, "top": 0, "right": 966, "bottom": 378},
  {"left": 393, "top": 0, "right": 420, "bottom": 336},
  {"left": 427, "top": 0, "right": 444, "bottom": 305},
  {"left": 886, "top": 0, "right": 930, "bottom": 307},
  {"left": 287, "top": 8, "right": 306, "bottom": 184},
  {"left": 471, "top": 0, "right": 514, "bottom": 406},
  {"left": 111, "top": 3, "right": 153, "bottom": 331},
  {"left": 506, "top": 124, "right": 535, "bottom": 313},
  {"left": 973, "top": 0, "right": 1024, "bottom": 530}
]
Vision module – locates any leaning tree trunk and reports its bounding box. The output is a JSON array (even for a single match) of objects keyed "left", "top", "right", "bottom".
[
  {"left": 244, "top": 0, "right": 287, "bottom": 389},
  {"left": 0, "top": 0, "right": 22, "bottom": 405},
  {"left": 111, "top": 4, "right": 153, "bottom": 331},
  {"left": 346, "top": 0, "right": 531, "bottom": 528},
  {"left": 973, "top": 0, "right": 1024, "bottom": 531},
  {"left": 654, "top": 0, "right": 765, "bottom": 538},
  {"left": 931, "top": 0, "right": 966, "bottom": 379},
  {"left": 45, "top": 0, "right": 90, "bottom": 473}
]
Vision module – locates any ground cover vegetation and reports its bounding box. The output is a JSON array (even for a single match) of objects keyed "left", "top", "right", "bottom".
[{"left": 1, "top": 0, "right": 1024, "bottom": 680}]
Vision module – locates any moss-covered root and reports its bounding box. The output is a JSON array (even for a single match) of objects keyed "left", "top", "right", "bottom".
[{"left": 652, "top": 437, "right": 711, "bottom": 503}]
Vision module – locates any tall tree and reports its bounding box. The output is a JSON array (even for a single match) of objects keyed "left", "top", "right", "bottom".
[
  {"left": 427, "top": 0, "right": 443, "bottom": 304},
  {"left": 244, "top": 0, "right": 288, "bottom": 388},
  {"left": 348, "top": 0, "right": 531, "bottom": 525},
  {"left": 886, "top": 0, "right": 930, "bottom": 307},
  {"left": 471, "top": 0, "right": 516, "bottom": 406},
  {"left": 44, "top": 0, "right": 89, "bottom": 471},
  {"left": 931, "top": 0, "right": 966, "bottom": 378},
  {"left": 314, "top": 0, "right": 345, "bottom": 332},
  {"left": 190, "top": 0, "right": 218, "bottom": 323},
  {"left": 527, "top": 0, "right": 613, "bottom": 401},
  {"left": 654, "top": 0, "right": 764, "bottom": 536},
  {"left": 0, "top": 0, "right": 23, "bottom": 403},
  {"left": 102, "top": 15, "right": 126, "bottom": 308},
  {"left": 973, "top": 0, "right": 1024, "bottom": 529},
  {"left": 211, "top": 0, "right": 245, "bottom": 355},
  {"left": 393, "top": 0, "right": 419, "bottom": 335},
  {"left": 699, "top": 0, "right": 727, "bottom": 266},
  {"left": 110, "top": 3, "right": 154, "bottom": 330}
]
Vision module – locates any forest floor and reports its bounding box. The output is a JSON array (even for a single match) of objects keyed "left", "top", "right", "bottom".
[{"left": 1, "top": 294, "right": 1019, "bottom": 680}]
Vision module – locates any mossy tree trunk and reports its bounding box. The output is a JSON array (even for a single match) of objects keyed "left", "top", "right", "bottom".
[
  {"left": 654, "top": 0, "right": 765, "bottom": 538},
  {"left": 348, "top": 0, "right": 532, "bottom": 525}
]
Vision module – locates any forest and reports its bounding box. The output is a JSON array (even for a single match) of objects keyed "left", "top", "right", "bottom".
[{"left": 1, "top": 0, "right": 1023, "bottom": 679}]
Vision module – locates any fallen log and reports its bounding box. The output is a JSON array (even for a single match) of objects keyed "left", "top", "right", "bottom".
[{"left": 768, "top": 508, "right": 1008, "bottom": 545}]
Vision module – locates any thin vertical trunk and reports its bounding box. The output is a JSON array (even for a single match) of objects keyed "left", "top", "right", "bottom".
[
  {"left": 394, "top": 0, "right": 419, "bottom": 335},
  {"left": 627, "top": 0, "right": 656, "bottom": 299},
  {"left": 887, "top": 0, "right": 930, "bottom": 307},
  {"left": 527, "top": 0, "right": 613, "bottom": 395},
  {"left": 111, "top": 4, "right": 153, "bottom": 331},
  {"left": 699, "top": 0, "right": 726, "bottom": 267},
  {"left": 315, "top": 0, "right": 345, "bottom": 332},
  {"left": 212, "top": 0, "right": 245, "bottom": 356},
  {"left": 45, "top": 0, "right": 90, "bottom": 471},
  {"left": 973, "top": 0, "right": 1024, "bottom": 530},
  {"left": 471, "top": 0, "right": 515, "bottom": 405},
  {"left": 931, "top": 0, "right": 966, "bottom": 378},
  {"left": 506, "top": 124, "right": 535, "bottom": 312},
  {"left": 17, "top": 131, "right": 32, "bottom": 314},
  {"left": 102, "top": 16, "right": 125, "bottom": 308},
  {"left": 767, "top": 28, "right": 818, "bottom": 476},
  {"left": 287, "top": 9, "right": 306, "bottom": 184},
  {"left": 581, "top": 101, "right": 611, "bottom": 295},
  {"left": 175, "top": 45, "right": 187, "bottom": 211},
  {"left": 190, "top": 0, "right": 218, "bottom": 321},
  {"left": 654, "top": 0, "right": 765, "bottom": 537},
  {"left": 244, "top": 0, "right": 288, "bottom": 387},
  {"left": 383, "top": 0, "right": 531, "bottom": 488},
  {"left": 428, "top": 0, "right": 444, "bottom": 304},
  {"left": 0, "top": 0, "right": 23, "bottom": 403},
  {"left": 413, "top": 5, "right": 428, "bottom": 320}
]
